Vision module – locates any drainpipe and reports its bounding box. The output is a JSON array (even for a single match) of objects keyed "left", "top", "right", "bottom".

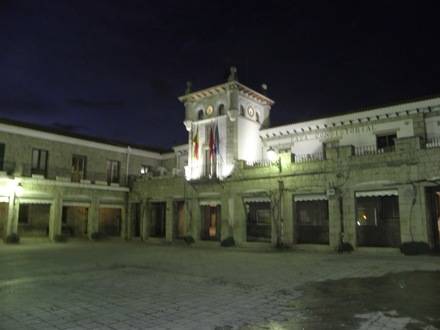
[
  {"left": 125, "top": 146, "right": 131, "bottom": 240},
  {"left": 126, "top": 146, "right": 131, "bottom": 185}
]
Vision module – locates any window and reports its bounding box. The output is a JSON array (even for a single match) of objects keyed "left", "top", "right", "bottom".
[
  {"left": 376, "top": 133, "right": 396, "bottom": 152},
  {"left": 197, "top": 109, "right": 204, "bottom": 120},
  {"left": 240, "top": 105, "right": 245, "bottom": 116},
  {"left": 106, "top": 160, "right": 120, "bottom": 184},
  {"left": 218, "top": 104, "right": 225, "bottom": 116},
  {"left": 71, "top": 155, "right": 87, "bottom": 182},
  {"left": 32, "top": 149, "right": 48, "bottom": 176}
]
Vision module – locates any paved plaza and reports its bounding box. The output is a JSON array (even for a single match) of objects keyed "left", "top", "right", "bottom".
[{"left": 0, "top": 241, "right": 439, "bottom": 330}]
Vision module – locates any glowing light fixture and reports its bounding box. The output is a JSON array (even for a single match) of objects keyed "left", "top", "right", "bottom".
[
  {"left": 267, "top": 147, "right": 278, "bottom": 162},
  {"left": 15, "top": 182, "right": 24, "bottom": 196}
]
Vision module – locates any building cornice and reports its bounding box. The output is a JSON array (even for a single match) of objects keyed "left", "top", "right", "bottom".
[
  {"left": 178, "top": 81, "right": 274, "bottom": 106},
  {"left": 260, "top": 97, "right": 440, "bottom": 139},
  {"left": 0, "top": 123, "right": 163, "bottom": 160}
]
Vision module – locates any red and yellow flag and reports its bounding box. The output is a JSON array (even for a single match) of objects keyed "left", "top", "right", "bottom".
[{"left": 193, "top": 127, "right": 199, "bottom": 160}]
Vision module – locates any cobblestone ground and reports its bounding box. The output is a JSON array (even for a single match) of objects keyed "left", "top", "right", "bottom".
[{"left": 0, "top": 241, "right": 439, "bottom": 330}]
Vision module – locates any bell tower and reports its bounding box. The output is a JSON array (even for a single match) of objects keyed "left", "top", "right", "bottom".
[{"left": 178, "top": 67, "right": 274, "bottom": 180}]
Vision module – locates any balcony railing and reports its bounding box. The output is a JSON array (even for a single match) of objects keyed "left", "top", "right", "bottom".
[
  {"left": 426, "top": 136, "right": 440, "bottom": 149},
  {"left": 244, "top": 160, "right": 272, "bottom": 168},
  {"left": 293, "top": 152, "right": 325, "bottom": 163},
  {"left": 1, "top": 162, "right": 128, "bottom": 186},
  {"left": 354, "top": 145, "right": 395, "bottom": 156}
]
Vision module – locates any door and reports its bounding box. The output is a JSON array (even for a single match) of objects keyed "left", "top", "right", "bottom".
[
  {"left": 201, "top": 205, "right": 220, "bottom": 241},
  {"left": 174, "top": 201, "right": 185, "bottom": 239},
  {"left": 150, "top": 202, "right": 166, "bottom": 238},
  {"left": 427, "top": 187, "right": 440, "bottom": 249},
  {"left": 295, "top": 200, "right": 329, "bottom": 244},
  {"left": 246, "top": 202, "right": 271, "bottom": 242}
]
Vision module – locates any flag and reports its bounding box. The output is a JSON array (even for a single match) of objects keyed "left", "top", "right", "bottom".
[
  {"left": 214, "top": 124, "right": 220, "bottom": 155},
  {"left": 193, "top": 126, "right": 199, "bottom": 160},
  {"left": 209, "top": 125, "right": 214, "bottom": 159}
]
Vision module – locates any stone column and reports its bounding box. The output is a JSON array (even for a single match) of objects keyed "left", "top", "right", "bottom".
[
  {"left": 165, "top": 198, "right": 173, "bottom": 242},
  {"left": 398, "top": 184, "right": 428, "bottom": 244},
  {"left": 415, "top": 184, "right": 429, "bottom": 243},
  {"left": 140, "top": 200, "right": 150, "bottom": 240},
  {"left": 183, "top": 199, "right": 191, "bottom": 238},
  {"left": 6, "top": 192, "right": 18, "bottom": 236},
  {"left": 125, "top": 203, "right": 133, "bottom": 240},
  {"left": 232, "top": 194, "right": 246, "bottom": 245},
  {"left": 220, "top": 195, "right": 231, "bottom": 241},
  {"left": 87, "top": 197, "right": 99, "bottom": 239},
  {"left": 120, "top": 206, "right": 126, "bottom": 239},
  {"left": 191, "top": 199, "right": 201, "bottom": 241},
  {"left": 281, "top": 191, "right": 293, "bottom": 246},
  {"left": 328, "top": 195, "right": 341, "bottom": 249},
  {"left": 342, "top": 189, "right": 356, "bottom": 247},
  {"left": 49, "top": 194, "right": 62, "bottom": 241}
]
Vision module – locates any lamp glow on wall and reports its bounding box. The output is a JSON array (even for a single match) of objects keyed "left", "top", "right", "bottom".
[
  {"left": 5, "top": 179, "right": 24, "bottom": 196},
  {"left": 267, "top": 147, "right": 281, "bottom": 172},
  {"left": 267, "top": 146, "right": 278, "bottom": 162},
  {"left": 15, "top": 182, "right": 24, "bottom": 196}
]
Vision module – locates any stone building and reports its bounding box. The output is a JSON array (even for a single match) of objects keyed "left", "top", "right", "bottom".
[
  {"left": 0, "top": 118, "right": 174, "bottom": 241},
  {"left": 2, "top": 68, "right": 440, "bottom": 251}
]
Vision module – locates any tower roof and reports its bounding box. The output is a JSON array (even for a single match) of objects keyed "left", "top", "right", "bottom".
[
  {"left": 178, "top": 67, "right": 274, "bottom": 106},
  {"left": 178, "top": 80, "right": 274, "bottom": 106}
]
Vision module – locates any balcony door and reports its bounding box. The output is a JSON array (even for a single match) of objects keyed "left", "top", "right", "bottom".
[
  {"left": 31, "top": 149, "right": 48, "bottom": 177},
  {"left": 72, "top": 155, "right": 86, "bottom": 182}
]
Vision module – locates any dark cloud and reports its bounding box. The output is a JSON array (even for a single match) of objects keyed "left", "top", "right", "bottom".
[
  {"left": 50, "top": 122, "right": 85, "bottom": 133},
  {"left": 66, "top": 99, "right": 126, "bottom": 110},
  {"left": 0, "top": 97, "right": 50, "bottom": 115},
  {"left": 0, "top": 1, "right": 439, "bottom": 149},
  {"left": 149, "top": 78, "right": 173, "bottom": 99}
]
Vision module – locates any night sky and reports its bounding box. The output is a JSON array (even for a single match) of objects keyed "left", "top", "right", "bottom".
[{"left": 1, "top": 1, "right": 439, "bottom": 150}]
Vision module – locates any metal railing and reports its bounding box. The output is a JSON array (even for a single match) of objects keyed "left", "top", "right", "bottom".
[
  {"left": 354, "top": 145, "right": 395, "bottom": 156},
  {"left": 244, "top": 160, "right": 272, "bottom": 168},
  {"left": 2, "top": 162, "right": 129, "bottom": 186},
  {"left": 426, "top": 136, "right": 440, "bottom": 149},
  {"left": 293, "top": 152, "right": 325, "bottom": 163}
]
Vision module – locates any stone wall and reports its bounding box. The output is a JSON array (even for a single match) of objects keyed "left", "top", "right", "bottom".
[
  {"left": 131, "top": 136, "right": 440, "bottom": 249},
  {"left": 0, "top": 130, "right": 161, "bottom": 183}
]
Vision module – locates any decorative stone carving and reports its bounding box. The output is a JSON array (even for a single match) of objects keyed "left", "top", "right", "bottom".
[
  {"left": 185, "top": 81, "right": 192, "bottom": 94},
  {"left": 227, "top": 66, "right": 238, "bottom": 82},
  {"left": 183, "top": 120, "right": 192, "bottom": 131},
  {"left": 227, "top": 110, "right": 237, "bottom": 122}
]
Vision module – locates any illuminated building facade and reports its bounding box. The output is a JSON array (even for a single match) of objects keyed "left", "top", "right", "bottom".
[{"left": 2, "top": 67, "right": 440, "bottom": 250}]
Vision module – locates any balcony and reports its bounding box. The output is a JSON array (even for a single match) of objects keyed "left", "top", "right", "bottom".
[
  {"left": 292, "top": 151, "right": 325, "bottom": 163},
  {"left": 426, "top": 136, "right": 440, "bottom": 149},
  {"left": 354, "top": 145, "right": 395, "bottom": 156},
  {"left": 1, "top": 162, "right": 129, "bottom": 187}
]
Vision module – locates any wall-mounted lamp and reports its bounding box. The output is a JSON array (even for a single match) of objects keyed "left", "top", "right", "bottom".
[
  {"left": 15, "top": 182, "right": 24, "bottom": 196},
  {"left": 267, "top": 146, "right": 278, "bottom": 162},
  {"left": 267, "top": 147, "right": 281, "bottom": 172}
]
